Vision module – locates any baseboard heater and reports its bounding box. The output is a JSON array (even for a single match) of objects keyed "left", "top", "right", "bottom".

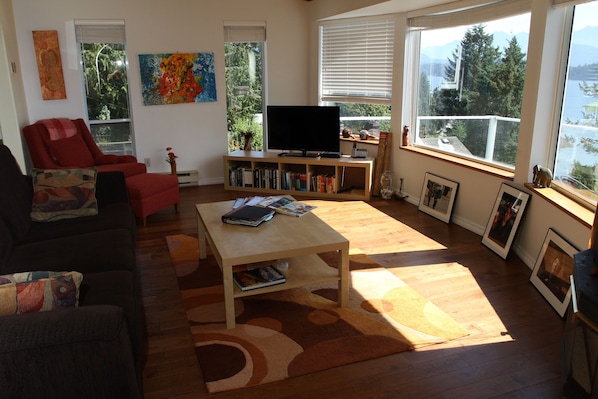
[{"left": 172, "top": 170, "right": 199, "bottom": 187}]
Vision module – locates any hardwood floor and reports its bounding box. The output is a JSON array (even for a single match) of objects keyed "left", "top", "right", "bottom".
[{"left": 138, "top": 185, "right": 566, "bottom": 399}]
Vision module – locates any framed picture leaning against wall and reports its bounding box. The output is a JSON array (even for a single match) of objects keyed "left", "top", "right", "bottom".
[{"left": 482, "top": 183, "right": 530, "bottom": 259}]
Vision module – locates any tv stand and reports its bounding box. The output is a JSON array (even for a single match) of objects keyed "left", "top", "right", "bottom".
[{"left": 224, "top": 150, "right": 373, "bottom": 200}]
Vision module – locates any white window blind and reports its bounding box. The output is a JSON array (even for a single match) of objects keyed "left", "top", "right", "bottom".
[
  {"left": 408, "top": 0, "right": 531, "bottom": 30},
  {"left": 224, "top": 22, "right": 266, "bottom": 42},
  {"left": 553, "top": 0, "right": 596, "bottom": 7},
  {"left": 320, "top": 19, "right": 395, "bottom": 104},
  {"left": 75, "top": 20, "right": 126, "bottom": 43}
]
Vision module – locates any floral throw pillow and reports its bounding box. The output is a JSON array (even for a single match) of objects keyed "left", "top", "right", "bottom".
[
  {"left": 31, "top": 167, "right": 98, "bottom": 222},
  {"left": 0, "top": 271, "right": 83, "bottom": 316}
]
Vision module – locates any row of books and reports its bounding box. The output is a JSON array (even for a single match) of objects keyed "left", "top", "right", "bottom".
[{"left": 228, "top": 166, "right": 336, "bottom": 194}]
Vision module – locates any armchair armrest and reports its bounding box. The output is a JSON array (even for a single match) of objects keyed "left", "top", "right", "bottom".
[
  {"left": 96, "top": 171, "right": 129, "bottom": 206},
  {"left": 0, "top": 305, "right": 142, "bottom": 399}
]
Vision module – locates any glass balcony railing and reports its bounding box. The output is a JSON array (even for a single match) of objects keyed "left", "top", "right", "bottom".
[{"left": 89, "top": 119, "right": 134, "bottom": 156}]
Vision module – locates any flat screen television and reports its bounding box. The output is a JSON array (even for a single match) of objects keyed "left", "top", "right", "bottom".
[{"left": 266, "top": 105, "right": 341, "bottom": 157}]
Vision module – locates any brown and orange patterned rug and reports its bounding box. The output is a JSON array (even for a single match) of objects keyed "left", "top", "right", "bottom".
[{"left": 166, "top": 234, "right": 468, "bottom": 393}]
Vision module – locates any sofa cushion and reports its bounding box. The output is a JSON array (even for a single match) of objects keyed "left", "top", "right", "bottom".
[
  {"left": 48, "top": 133, "right": 95, "bottom": 167},
  {"left": 0, "top": 271, "right": 82, "bottom": 316},
  {"left": 31, "top": 167, "right": 98, "bottom": 222}
]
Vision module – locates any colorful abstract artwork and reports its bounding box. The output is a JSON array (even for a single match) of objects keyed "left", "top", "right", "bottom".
[
  {"left": 32, "top": 30, "right": 67, "bottom": 100},
  {"left": 138, "top": 52, "right": 217, "bottom": 105}
]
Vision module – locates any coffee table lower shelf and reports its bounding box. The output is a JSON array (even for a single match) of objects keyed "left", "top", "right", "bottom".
[{"left": 233, "top": 253, "right": 340, "bottom": 298}]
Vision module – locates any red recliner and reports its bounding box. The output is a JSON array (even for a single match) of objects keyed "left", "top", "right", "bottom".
[{"left": 22, "top": 118, "right": 147, "bottom": 177}]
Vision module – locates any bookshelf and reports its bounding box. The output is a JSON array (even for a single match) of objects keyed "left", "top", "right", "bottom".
[{"left": 223, "top": 150, "right": 374, "bottom": 200}]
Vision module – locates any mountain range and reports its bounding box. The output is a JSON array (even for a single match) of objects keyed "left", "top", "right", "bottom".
[{"left": 421, "top": 26, "right": 598, "bottom": 75}]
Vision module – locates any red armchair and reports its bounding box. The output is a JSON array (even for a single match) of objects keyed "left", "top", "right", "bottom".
[
  {"left": 23, "top": 118, "right": 147, "bottom": 177},
  {"left": 23, "top": 118, "right": 179, "bottom": 225}
]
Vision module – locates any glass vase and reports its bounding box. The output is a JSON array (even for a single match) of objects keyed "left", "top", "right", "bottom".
[{"left": 380, "top": 170, "right": 393, "bottom": 199}]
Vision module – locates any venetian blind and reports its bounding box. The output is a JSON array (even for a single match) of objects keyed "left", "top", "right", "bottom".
[
  {"left": 223, "top": 22, "right": 266, "bottom": 42},
  {"left": 320, "top": 19, "right": 395, "bottom": 104},
  {"left": 74, "top": 20, "right": 126, "bottom": 43},
  {"left": 408, "top": 0, "right": 531, "bottom": 30},
  {"left": 553, "top": 0, "right": 596, "bottom": 7}
]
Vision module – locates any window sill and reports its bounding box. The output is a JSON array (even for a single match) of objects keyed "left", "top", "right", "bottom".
[
  {"left": 523, "top": 183, "right": 594, "bottom": 229},
  {"left": 400, "top": 145, "right": 514, "bottom": 180}
]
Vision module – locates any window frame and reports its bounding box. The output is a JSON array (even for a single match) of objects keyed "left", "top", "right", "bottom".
[
  {"left": 548, "top": 0, "right": 598, "bottom": 209},
  {"left": 405, "top": 0, "right": 532, "bottom": 173},
  {"left": 75, "top": 20, "right": 135, "bottom": 156}
]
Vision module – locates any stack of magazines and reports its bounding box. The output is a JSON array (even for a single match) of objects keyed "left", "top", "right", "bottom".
[
  {"left": 221, "top": 205, "right": 275, "bottom": 227},
  {"left": 233, "top": 264, "right": 286, "bottom": 291},
  {"left": 257, "top": 196, "right": 316, "bottom": 217}
]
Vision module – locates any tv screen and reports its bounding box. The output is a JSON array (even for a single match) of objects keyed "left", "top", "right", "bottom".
[{"left": 266, "top": 105, "right": 340, "bottom": 156}]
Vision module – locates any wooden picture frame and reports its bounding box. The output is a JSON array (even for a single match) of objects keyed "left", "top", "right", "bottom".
[
  {"left": 418, "top": 172, "right": 458, "bottom": 223},
  {"left": 529, "top": 229, "right": 578, "bottom": 317},
  {"left": 482, "top": 183, "right": 530, "bottom": 259}
]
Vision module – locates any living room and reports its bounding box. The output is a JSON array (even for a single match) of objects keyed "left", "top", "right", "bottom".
[
  {"left": 1, "top": 0, "right": 594, "bottom": 264},
  {"left": 0, "top": 0, "right": 596, "bottom": 396}
]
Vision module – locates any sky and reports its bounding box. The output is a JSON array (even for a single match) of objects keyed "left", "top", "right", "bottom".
[{"left": 421, "top": 2, "right": 597, "bottom": 48}]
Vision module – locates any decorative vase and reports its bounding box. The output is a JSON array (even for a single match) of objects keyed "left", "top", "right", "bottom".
[
  {"left": 243, "top": 133, "right": 252, "bottom": 151},
  {"left": 170, "top": 162, "right": 177, "bottom": 176},
  {"left": 380, "top": 170, "right": 393, "bottom": 199}
]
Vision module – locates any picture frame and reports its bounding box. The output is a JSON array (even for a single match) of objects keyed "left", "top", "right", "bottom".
[
  {"left": 418, "top": 172, "right": 459, "bottom": 223},
  {"left": 529, "top": 229, "right": 578, "bottom": 317},
  {"left": 482, "top": 183, "right": 530, "bottom": 259}
]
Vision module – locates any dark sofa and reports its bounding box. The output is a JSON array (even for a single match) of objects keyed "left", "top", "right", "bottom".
[{"left": 0, "top": 144, "right": 144, "bottom": 399}]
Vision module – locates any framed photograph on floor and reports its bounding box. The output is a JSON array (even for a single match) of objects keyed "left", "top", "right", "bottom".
[
  {"left": 482, "top": 183, "right": 530, "bottom": 259},
  {"left": 418, "top": 172, "right": 458, "bottom": 223},
  {"left": 530, "top": 229, "right": 578, "bottom": 317}
]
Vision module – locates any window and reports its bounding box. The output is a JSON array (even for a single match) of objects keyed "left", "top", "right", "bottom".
[
  {"left": 319, "top": 18, "right": 394, "bottom": 137},
  {"left": 224, "top": 23, "right": 265, "bottom": 152},
  {"left": 552, "top": 0, "right": 598, "bottom": 207},
  {"left": 409, "top": 1, "right": 531, "bottom": 169},
  {"left": 75, "top": 21, "right": 133, "bottom": 155}
]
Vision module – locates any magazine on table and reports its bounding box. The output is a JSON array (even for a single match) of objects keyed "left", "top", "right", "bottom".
[
  {"left": 233, "top": 264, "right": 286, "bottom": 291},
  {"left": 257, "top": 196, "right": 317, "bottom": 217}
]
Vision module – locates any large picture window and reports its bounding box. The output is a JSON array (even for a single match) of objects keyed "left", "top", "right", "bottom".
[
  {"left": 409, "top": 1, "right": 531, "bottom": 169},
  {"left": 552, "top": 1, "right": 598, "bottom": 207}
]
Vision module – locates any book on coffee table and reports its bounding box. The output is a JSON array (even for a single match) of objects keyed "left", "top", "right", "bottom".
[
  {"left": 221, "top": 205, "right": 275, "bottom": 227},
  {"left": 233, "top": 265, "right": 286, "bottom": 291}
]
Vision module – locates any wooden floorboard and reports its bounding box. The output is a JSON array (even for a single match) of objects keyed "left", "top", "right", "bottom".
[{"left": 138, "top": 184, "right": 566, "bottom": 399}]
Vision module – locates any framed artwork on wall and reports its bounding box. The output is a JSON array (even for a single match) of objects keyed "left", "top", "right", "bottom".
[
  {"left": 138, "top": 52, "right": 217, "bottom": 105},
  {"left": 418, "top": 172, "right": 459, "bottom": 223},
  {"left": 32, "top": 30, "right": 66, "bottom": 100},
  {"left": 482, "top": 183, "right": 530, "bottom": 259},
  {"left": 529, "top": 228, "right": 578, "bottom": 317}
]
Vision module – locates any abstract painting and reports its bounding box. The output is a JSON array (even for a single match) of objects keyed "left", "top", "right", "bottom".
[
  {"left": 138, "top": 52, "right": 217, "bottom": 105},
  {"left": 32, "top": 30, "right": 66, "bottom": 100}
]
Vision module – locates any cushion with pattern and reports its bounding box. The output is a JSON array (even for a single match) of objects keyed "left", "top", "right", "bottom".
[
  {"left": 0, "top": 271, "right": 83, "bottom": 316},
  {"left": 31, "top": 167, "right": 98, "bottom": 222}
]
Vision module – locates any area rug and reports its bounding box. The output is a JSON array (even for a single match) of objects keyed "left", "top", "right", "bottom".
[{"left": 166, "top": 234, "right": 469, "bottom": 393}]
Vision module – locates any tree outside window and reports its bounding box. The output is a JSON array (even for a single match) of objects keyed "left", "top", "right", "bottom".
[
  {"left": 225, "top": 42, "right": 264, "bottom": 152},
  {"left": 416, "top": 14, "right": 529, "bottom": 168},
  {"left": 80, "top": 42, "right": 133, "bottom": 155}
]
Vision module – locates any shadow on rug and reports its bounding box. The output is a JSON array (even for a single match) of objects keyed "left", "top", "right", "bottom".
[{"left": 166, "top": 234, "right": 468, "bottom": 393}]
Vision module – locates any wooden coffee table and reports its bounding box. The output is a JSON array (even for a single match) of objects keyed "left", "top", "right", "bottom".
[{"left": 196, "top": 199, "right": 349, "bottom": 329}]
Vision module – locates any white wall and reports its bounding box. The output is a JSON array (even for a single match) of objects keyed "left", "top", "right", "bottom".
[
  {"left": 11, "top": 0, "right": 310, "bottom": 182},
  {"left": 0, "top": 0, "right": 29, "bottom": 170}
]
